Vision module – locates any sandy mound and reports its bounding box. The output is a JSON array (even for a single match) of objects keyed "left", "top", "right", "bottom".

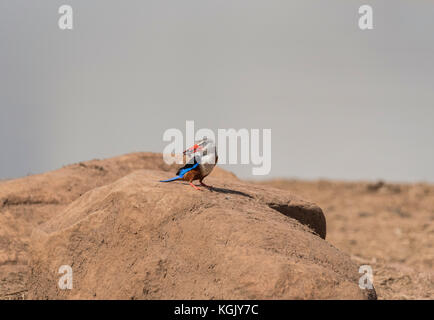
[
  {"left": 0, "top": 153, "right": 233, "bottom": 299},
  {"left": 1, "top": 153, "right": 376, "bottom": 299}
]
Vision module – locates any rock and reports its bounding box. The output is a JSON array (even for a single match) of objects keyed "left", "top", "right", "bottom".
[
  {"left": 0, "top": 153, "right": 234, "bottom": 298},
  {"left": 25, "top": 167, "right": 375, "bottom": 299},
  {"left": 0, "top": 152, "right": 376, "bottom": 299}
]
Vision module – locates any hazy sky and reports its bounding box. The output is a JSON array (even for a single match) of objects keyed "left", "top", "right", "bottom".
[{"left": 1, "top": 1, "right": 433, "bottom": 181}]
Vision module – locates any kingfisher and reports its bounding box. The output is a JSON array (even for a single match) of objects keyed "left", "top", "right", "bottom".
[{"left": 160, "top": 138, "right": 218, "bottom": 190}]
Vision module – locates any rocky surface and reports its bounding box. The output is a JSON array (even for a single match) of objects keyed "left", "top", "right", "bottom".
[{"left": 1, "top": 153, "right": 375, "bottom": 299}]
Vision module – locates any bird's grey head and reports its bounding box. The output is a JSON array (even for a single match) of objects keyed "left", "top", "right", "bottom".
[{"left": 196, "top": 137, "right": 216, "bottom": 157}]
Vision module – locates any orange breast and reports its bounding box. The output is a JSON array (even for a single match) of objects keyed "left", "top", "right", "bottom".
[{"left": 181, "top": 169, "right": 201, "bottom": 182}]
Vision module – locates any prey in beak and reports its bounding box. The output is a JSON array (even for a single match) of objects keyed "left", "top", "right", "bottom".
[{"left": 183, "top": 144, "right": 203, "bottom": 155}]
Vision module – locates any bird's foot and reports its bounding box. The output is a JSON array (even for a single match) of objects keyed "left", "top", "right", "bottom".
[
  {"left": 189, "top": 182, "right": 201, "bottom": 191},
  {"left": 200, "top": 181, "right": 213, "bottom": 190}
]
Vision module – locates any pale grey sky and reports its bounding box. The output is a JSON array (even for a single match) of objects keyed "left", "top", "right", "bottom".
[{"left": 1, "top": 1, "right": 433, "bottom": 181}]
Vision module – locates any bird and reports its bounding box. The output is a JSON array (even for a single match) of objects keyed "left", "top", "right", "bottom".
[{"left": 160, "top": 138, "right": 218, "bottom": 190}]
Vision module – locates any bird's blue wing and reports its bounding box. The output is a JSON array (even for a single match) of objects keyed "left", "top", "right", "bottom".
[
  {"left": 160, "top": 163, "right": 199, "bottom": 183},
  {"left": 177, "top": 163, "right": 199, "bottom": 177}
]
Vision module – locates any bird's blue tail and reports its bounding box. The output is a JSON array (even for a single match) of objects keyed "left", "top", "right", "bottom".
[{"left": 160, "top": 176, "right": 182, "bottom": 182}]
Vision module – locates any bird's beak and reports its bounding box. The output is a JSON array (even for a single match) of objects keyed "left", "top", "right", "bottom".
[{"left": 183, "top": 144, "right": 203, "bottom": 155}]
